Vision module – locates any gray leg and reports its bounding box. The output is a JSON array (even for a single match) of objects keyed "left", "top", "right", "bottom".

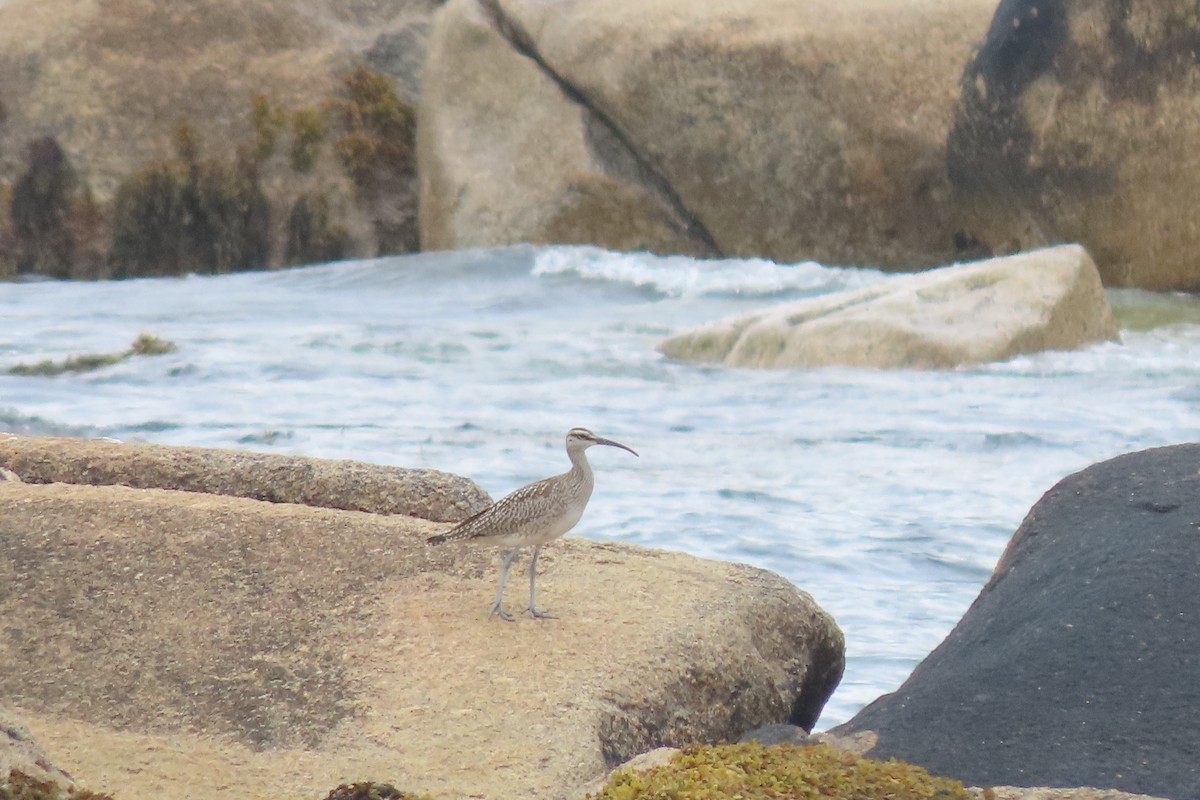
[
  {"left": 489, "top": 549, "right": 520, "bottom": 621},
  {"left": 526, "top": 545, "right": 557, "bottom": 619}
]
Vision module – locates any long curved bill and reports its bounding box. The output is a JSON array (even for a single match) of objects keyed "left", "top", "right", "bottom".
[{"left": 596, "top": 437, "right": 639, "bottom": 457}]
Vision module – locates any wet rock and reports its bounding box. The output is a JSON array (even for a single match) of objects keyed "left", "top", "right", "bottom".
[
  {"left": 831, "top": 444, "right": 1200, "bottom": 799},
  {"left": 659, "top": 244, "right": 1116, "bottom": 369}
]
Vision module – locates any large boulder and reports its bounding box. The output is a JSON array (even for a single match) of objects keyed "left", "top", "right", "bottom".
[
  {"left": 658, "top": 244, "right": 1117, "bottom": 369},
  {"left": 0, "top": 435, "right": 844, "bottom": 800},
  {"left": 418, "top": 0, "right": 997, "bottom": 268},
  {"left": 830, "top": 444, "right": 1200, "bottom": 799},
  {"left": 948, "top": 0, "right": 1200, "bottom": 291},
  {"left": 0, "top": 0, "right": 436, "bottom": 196},
  {"left": 0, "top": 0, "right": 438, "bottom": 274}
]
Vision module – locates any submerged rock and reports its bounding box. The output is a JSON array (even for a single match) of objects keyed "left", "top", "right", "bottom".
[
  {"left": 831, "top": 444, "right": 1200, "bottom": 799},
  {"left": 658, "top": 244, "right": 1117, "bottom": 369},
  {"left": 0, "top": 436, "right": 843, "bottom": 800}
]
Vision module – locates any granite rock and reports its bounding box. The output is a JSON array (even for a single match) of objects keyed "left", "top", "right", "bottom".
[{"left": 0, "top": 436, "right": 844, "bottom": 800}]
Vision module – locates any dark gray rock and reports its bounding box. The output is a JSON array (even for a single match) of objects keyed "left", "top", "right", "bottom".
[{"left": 832, "top": 444, "right": 1200, "bottom": 799}]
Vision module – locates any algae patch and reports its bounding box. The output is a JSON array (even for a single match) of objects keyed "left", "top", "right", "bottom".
[
  {"left": 6, "top": 333, "right": 176, "bottom": 377},
  {"left": 587, "top": 741, "right": 977, "bottom": 800}
]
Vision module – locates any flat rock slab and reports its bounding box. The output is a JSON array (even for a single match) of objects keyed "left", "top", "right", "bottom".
[
  {"left": 0, "top": 434, "right": 490, "bottom": 522},
  {"left": 831, "top": 445, "right": 1200, "bottom": 799},
  {"left": 659, "top": 245, "right": 1117, "bottom": 369},
  {"left": 0, "top": 441, "right": 843, "bottom": 800}
]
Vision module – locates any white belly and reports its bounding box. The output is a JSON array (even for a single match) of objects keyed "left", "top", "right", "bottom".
[{"left": 491, "top": 503, "right": 587, "bottom": 549}]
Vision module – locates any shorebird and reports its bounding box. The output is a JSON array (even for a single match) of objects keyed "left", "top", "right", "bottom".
[{"left": 427, "top": 427, "right": 638, "bottom": 620}]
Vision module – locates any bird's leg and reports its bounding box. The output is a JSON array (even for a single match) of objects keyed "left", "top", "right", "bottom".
[
  {"left": 489, "top": 549, "right": 519, "bottom": 622},
  {"left": 526, "top": 545, "right": 557, "bottom": 619}
]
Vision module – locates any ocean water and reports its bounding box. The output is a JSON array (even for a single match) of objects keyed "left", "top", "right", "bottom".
[{"left": 3, "top": 244, "right": 1200, "bottom": 728}]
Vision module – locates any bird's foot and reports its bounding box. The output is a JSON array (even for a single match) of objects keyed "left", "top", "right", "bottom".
[
  {"left": 489, "top": 602, "right": 516, "bottom": 622},
  {"left": 527, "top": 606, "right": 557, "bottom": 620}
]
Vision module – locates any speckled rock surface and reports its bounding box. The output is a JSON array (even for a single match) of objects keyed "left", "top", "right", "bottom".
[
  {"left": 0, "top": 434, "right": 489, "bottom": 522},
  {"left": 0, "top": 709, "right": 76, "bottom": 789},
  {"left": 0, "top": 439, "right": 843, "bottom": 800}
]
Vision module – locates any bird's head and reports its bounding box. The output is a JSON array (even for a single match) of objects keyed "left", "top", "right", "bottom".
[{"left": 566, "top": 427, "right": 639, "bottom": 457}]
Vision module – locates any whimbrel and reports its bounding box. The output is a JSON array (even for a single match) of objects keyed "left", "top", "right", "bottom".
[{"left": 427, "top": 427, "right": 638, "bottom": 620}]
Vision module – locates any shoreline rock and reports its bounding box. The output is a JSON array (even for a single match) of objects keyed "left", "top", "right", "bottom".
[
  {"left": 0, "top": 435, "right": 844, "bottom": 800},
  {"left": 659, "top": 244, "right": 1118, "bottom": 370},
  {"left": 830, "top": 444, "right": 1200, "bottom": 799}
]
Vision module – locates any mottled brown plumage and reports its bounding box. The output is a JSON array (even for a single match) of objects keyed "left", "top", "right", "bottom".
[{"left": 428, "top": 427, "right": 637, "bottom": 620}]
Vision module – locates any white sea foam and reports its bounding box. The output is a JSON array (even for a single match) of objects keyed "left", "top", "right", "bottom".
[{"left": 531, "top": 244, "right": 885, "bottom": 299}]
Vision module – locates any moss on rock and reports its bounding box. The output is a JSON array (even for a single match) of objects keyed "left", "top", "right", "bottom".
[
  {"left": 0, "top": 769, "right": 113, "bottom": 800},
  {"left": 587, "top": 742, "right": 976, "bottom": 800}
]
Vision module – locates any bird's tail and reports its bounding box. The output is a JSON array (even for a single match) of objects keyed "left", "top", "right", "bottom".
[{"left": 427, "top": 531, "right": 450, "bottom": 545}]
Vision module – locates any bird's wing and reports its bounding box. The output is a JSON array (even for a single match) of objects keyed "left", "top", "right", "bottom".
[{"left": 428, "top": 476, "right": 560, "bottom": 544}]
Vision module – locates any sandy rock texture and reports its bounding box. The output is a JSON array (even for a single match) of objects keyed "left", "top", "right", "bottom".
[
  {"left": 0, "top": 434, "right": 488, "bottom": 522},
  {"left": 418, "top": 0, "right": 997, "bottom": 268},
  {"left": 658, "top": 244, "right": 1117, "bottom": 369},
  {"left": 948, "top": 0, "right": 1200, "bottom": 290},
  {"left": 0, "top": 435, "right": 843, "bottom": 800}
]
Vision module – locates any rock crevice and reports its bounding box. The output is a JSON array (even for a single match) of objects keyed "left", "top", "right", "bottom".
[{"left": 473, "top": 0, "right": 719, "bottom": 254}]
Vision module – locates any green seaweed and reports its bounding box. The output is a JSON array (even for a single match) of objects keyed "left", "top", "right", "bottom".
[
  {"left": 326, "top": 66, "right": 418, "bottom": 254},
  {"left": 586, "top": 742, "right": 977, "bottom": 800},
  {"left": 6, "top": 333, "right": 176, "bottom": 376},
  {"left": 4, "top": 134, "right": 106, "bottom": 278}
]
